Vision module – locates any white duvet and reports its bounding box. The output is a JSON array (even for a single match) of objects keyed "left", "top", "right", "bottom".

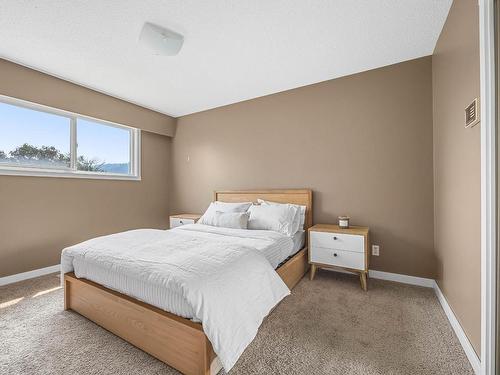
[{"left": 61, "top": 225, "right": 291, "bottom": 371}]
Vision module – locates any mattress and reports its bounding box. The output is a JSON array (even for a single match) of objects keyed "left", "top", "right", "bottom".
[
  {"left": 291, "top": 230, "right": 305, "bottom": 256},
  {"left": 62, "top": 224, "right": 295, "bottom": 320}
]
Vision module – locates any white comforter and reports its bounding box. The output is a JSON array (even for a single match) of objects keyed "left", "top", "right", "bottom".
[
  {"left": 61, "top": 226, "right": 291, "bottom": 371},
  {"left": 175, "top": 224, "right": 295, "bottom": 268}
]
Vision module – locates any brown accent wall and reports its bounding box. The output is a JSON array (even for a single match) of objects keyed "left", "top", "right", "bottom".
[
  {"left": 0, "top": 62, "right": 174, "bottom": 277},
  {"left": 0, "top": 58, "right": 176, "bottom": 137},
  {"left": 432, "top": 0, "right": 481, "bottom": 355},
  {"left": 171, "top": 56, "right": 436, "bottom": 278}
]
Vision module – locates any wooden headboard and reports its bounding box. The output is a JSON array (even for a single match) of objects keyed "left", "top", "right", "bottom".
[{"left": 214, "top": 189, "right": 313, "bottom": 230}]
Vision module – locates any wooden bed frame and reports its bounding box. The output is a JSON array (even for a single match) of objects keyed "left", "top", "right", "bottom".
[{"left": 64, "top": 189, "right": 312, "bottom": 375}]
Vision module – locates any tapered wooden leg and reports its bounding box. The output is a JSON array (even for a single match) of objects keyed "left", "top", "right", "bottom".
[
  {"left": 360, "top": 272, "right": 367, "bottom": 291},
  {"left": 310, "top": 264, "right": 317, "bottom": 280}
]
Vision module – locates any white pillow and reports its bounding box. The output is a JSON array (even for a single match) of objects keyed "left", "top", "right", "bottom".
[
  {"left": 211, "top": 211, "right": 249, "bottom": 229},
  {"left": 199, "top": 201, "right": 252, "bottom": 225},
  {"left": 257, "top": 199, "right": 306, "bottom": 230},
  {"left": 247, "top": 204, "right": 299, "bottom": 236}
]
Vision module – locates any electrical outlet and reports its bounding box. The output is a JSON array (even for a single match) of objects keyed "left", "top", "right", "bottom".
[{"left": 372, "top": 245, "right": 380, "bottom": 256}]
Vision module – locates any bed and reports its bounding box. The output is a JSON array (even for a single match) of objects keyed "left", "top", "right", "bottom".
[{"left": 62, "top": 189, "right": 312, "bottom": 375}]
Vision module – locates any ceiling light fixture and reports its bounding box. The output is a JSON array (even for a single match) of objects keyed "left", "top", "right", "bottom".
[{"left": 139, "top": 22, "right": 184, "bottom": 56}]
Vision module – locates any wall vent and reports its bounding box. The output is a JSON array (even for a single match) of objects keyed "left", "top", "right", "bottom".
[{"left": 465, "top": 98, "right": 479, "bottom": 128}]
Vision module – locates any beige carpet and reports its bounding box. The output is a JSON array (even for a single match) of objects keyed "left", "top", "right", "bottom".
[{"left": 0, "top": 271, "right": 474, "bottom": 375}]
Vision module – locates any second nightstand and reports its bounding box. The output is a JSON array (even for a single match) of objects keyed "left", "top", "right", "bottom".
[
  {"left": 169, "top": 214, "right": 201, "bottom": 228},
  {"left": 308, "top": 224, "right": 370, "bottom": 290}
]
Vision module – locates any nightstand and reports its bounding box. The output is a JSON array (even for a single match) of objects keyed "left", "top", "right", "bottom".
[
  {"left": 308, "top": 224, "right": 370, "bottom": 290},
  {"left": 169, "top": 214, "right": 201, "bottom": 228}
]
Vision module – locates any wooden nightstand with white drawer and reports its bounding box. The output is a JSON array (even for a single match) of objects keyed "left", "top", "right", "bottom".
[
  {"left": 308, "top": 224, "right": 370, "bottom": 290},
  {"left": 169, "top": 214, "right": 201, "bottom": 229}
]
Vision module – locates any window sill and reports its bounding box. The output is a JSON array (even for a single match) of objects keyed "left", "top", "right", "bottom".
[{"left": 0, "top": 166, "right": 141, "bottom": 181}]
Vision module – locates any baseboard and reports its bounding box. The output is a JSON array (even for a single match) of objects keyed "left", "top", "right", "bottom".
[
  {"left": 368, "top": 270, "right": 435, "bottom": 288},
  {"left": 0, "top": 264, "right": 60, "bottom": 286},
  {"left": 433, "top": 281, "right": 480, "bottom": 374}
]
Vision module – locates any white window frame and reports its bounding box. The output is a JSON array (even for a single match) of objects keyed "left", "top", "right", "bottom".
[{"left": 0, "top": 95, "right": 141, "bottom": 181}]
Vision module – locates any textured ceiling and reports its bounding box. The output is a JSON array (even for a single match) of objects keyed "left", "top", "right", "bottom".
[{"left": 0, "top": 0, "right": 452, "bottom": 117}]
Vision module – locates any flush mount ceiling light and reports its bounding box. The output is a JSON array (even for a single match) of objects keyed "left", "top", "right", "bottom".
[{"left": 139, "top": 22, "right": 184, "bottom": 56}]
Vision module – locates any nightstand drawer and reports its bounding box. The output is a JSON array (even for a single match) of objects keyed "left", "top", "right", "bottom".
[
  {"left": 170, "top": 217, "right": 195, "bottom": 228},
  {"left": 310, "top": 246, "right": 365, "bottom": 270},
  {"left": 310, "top": 231, "right": 364, "bottom": 253}
]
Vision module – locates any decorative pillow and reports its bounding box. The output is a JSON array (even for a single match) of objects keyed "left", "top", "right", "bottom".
[
  {"left": 211, "top": 211, "right": 249, "bottom": 229},
  {"left": 257, "top": 199, "right": 306, "bottom": 230},
  {"left": 247, "top": 204, "right": 299, "bottom": 236},
  {"left": 198, "top": 201, "right": 252, "bottom": 225}
]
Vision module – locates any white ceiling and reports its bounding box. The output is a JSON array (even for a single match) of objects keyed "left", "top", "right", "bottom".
[{"left": 0, "top": 0, "right": 452, "bottom": 117}]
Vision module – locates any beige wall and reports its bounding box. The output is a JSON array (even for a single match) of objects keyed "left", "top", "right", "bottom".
[
  {"left": 0, "top": 59, "right": 176, "bottom": 137},
  {"left": 432, "top": 0, "right": 481, "bottom": 355},
  {"left": 171, "top": 56, "right": 436, "bottom": 278},
  {"left": 0, "top": 61, "right": 174, "bottom": 277}
]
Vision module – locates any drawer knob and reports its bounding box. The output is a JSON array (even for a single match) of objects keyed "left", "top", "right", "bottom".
[
  {"left": 333, "top": 236, "right": 338, "bottom": 240},
  {"left": 333, "top": 253, "right": 338, "bottom": 257},
  {"left": 180, "top": 220, "right": 184, "bottom": 224}
]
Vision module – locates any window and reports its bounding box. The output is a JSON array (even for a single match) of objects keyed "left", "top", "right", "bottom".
[{"left": 0, "top": 96, "right": 140, "bottom": 180}]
